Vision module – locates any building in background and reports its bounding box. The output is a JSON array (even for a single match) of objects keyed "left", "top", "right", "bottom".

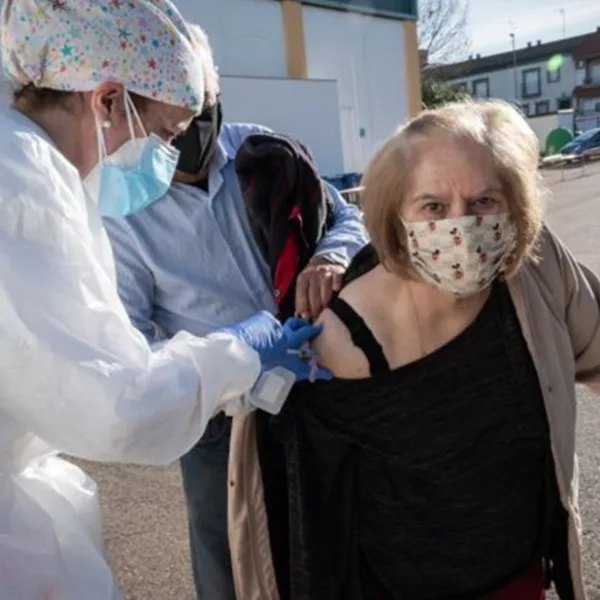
[
  {"left": 572, "top": 34, "right": 600, "bottom": 131},
  {"left": 164, "top": 0, "right": 421, "bottom": 176},
  {"left": 0, "top": 0, "right": 421, "bottom": 176},
  {"left": 427, "top": 28, "right": 600, "bottom": 134}
]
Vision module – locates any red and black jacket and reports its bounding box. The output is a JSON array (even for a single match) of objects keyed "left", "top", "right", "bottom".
[
  {"left": 234, "top": 132, "right": 336, "bottom": 598},
  {"left": 234, "top": 132, "right": 334, "bottom": 320}
]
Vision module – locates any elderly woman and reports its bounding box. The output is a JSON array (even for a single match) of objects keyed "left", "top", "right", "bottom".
[{"left": 227, "top": 100, "right": 599, "bottom": 600}]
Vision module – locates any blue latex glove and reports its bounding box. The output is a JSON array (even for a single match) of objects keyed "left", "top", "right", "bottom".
[{"left": 222, "top": 311, "right": 332, "bottom": 382}]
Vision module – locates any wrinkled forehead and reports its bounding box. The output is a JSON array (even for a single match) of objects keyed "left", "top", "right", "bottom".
[{"left": 405, "top": 134, "right": 499, "bottom": 196}]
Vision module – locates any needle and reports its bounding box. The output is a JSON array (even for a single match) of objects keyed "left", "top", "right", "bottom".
[{"left": 286, "top": 341, "right": 315, "bottom": 361}]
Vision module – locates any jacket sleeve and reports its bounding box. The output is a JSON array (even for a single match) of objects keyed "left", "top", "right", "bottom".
[
  {"left": 313, "top": 182, "right": 368, "bottom": 267},
  {"left": 225, "top": 123, "right": 367, "bottom": 267},
  {"left": 548, "top": 229, "right": 600, "bottom": 390},
  {"left": 222, "top": 122, "right": 273, "bottom": 154},
  {"left": 104, "top": 216, "right": 158, "bottom": 342},
  {"left": 0, "top": 158, "right": 260, "bottom": 466}
]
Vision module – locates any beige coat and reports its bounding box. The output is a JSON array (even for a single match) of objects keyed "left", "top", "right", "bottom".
[{"left": 227, "top": 227, "right": 600, "bottom": 600}]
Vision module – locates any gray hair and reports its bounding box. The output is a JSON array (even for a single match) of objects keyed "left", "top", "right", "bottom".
[{"left": 187, "top": 23, "right": 220, "bottom": 108}]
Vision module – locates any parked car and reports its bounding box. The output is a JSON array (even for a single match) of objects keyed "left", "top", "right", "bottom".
[{"left": 560, "top": 127, "right": 600, "bottom": 162}]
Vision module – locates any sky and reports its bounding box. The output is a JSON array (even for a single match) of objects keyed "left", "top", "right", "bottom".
[{"left": 467, "top": 0, "right": 600, "bottom": 57}]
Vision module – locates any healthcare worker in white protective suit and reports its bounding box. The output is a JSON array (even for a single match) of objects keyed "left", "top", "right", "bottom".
[{"left": 0, "top": 1, "right": 331, "bottom": 598}]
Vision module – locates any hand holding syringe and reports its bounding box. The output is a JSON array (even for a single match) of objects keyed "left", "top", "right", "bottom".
[{"left": 286, "top": 341, "right": 320, "bottom": 383}]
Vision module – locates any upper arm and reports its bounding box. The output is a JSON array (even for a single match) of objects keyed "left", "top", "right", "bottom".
[
  {"left": 0, "top": 157, "right": 260, "bottom": 464},
  {"left": 323, "top": 182, "right": 365, "bottom": 228},
  {"left": 324, "top": 182, "right": 358, "bottom": 213},
  {"left": 314, "top": 182, "right": 368, "bottom": 265},
  {"left": 314, "top": 307, "right": 371, "bottom": 379},
  {"left": 104, "top": 217, "right": 157, "bottom": 341},
  {"left": 565, "top": 259, "right": 600, "bottom": 382},
  {"left": 545, "top": 229, "right": 600, "bottom": 384},
  {"left": 0, "top": 165, "right": 151, "bottom": 452}
]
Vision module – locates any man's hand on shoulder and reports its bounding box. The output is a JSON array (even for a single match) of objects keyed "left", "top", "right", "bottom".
[{"left": 295, "top": 258, "right": 345, "bottom": 322}]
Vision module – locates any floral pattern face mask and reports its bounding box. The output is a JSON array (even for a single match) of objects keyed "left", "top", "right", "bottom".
[{"left": 403, "top": 213, "right": 516, "bottom": 296}]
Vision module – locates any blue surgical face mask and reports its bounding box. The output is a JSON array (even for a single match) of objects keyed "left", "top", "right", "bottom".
[{"left": 84, "top": 92, "right": 180, "bottom": 219}]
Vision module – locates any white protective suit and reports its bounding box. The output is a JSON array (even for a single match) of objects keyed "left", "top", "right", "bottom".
[{"left": 0, "top": 106, "right": 261, "bottom": 599}]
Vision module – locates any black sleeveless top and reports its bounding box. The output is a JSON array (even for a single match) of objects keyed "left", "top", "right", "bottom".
[{"left": 275, "top": 249, "right": 553, "bottom": 599}]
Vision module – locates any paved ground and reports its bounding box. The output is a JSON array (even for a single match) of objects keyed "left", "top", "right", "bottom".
[{"left": 75, "top": 162, "right": 600, "bottom": 600}]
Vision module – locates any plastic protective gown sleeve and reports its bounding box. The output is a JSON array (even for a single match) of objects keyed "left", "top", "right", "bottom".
[{"left": 0, "top": 146, "right": 261, "bottom": 466}]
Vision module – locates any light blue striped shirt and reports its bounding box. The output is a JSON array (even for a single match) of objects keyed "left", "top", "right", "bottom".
[{"left": 104, "top": 122, "right": 367, "bottom": 341}]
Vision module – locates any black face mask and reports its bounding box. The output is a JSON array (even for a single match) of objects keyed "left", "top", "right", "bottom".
[{"left": 174, "top": 100, "right": 223, "bottom": 177}]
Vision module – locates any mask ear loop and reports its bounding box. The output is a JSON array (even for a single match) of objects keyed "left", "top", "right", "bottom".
[
  {"left": 123, "top": 89, "right": 180, "bottom": 162},
  {"left": 124, "top": 91, "right": 148, "bottom": 139},
  {"left": 96, "top": 120, "right": 108, "bottom": 164}
]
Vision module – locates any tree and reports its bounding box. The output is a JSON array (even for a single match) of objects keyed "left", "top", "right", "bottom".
[
  {"left": 421, "top": 76, "right": 469, "bottom": 109},
  {"left": 418, "top": 0, "right": 470, "bottom": 64}
]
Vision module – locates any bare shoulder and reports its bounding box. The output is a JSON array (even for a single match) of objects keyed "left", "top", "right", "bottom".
[
  {"left": 313, "top": 276, "right": 379, "bottom": 379},
  {"left": 313, "top": 308, "right": 371, "bottom": 379}
]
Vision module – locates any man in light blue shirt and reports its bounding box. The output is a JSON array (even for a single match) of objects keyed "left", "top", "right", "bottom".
[{"left": 104, "top": 23, "right": 367, "bottom": 600}]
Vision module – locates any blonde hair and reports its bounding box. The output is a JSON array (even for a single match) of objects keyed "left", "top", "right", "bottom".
[
  {"left": 362, "top": 99, "right": 544, "bottom": 278},
  {"left": 186, "top": 23, "right": 220, "bottom": 108}
]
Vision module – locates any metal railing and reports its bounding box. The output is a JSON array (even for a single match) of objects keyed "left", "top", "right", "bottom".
[
  {"left": 340, "top": 186, "right": 364, "bottom": 207},
  {"left": 540, "top": 149, "right": 600, "bottom": 181},
  {"left": 574, "top": 111, "right": 600, "bottom": 131}
]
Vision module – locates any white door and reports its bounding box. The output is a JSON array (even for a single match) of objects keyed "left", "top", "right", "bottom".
[{"left": 339, "top": 106, "right": 362, "bottom": 174}]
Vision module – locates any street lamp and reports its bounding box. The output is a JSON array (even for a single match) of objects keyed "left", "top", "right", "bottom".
[{"left": 510, "top": 30, "right": 518, "bottom": 102}]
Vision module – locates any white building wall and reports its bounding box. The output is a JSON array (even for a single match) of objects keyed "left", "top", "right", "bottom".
[
  {"left": 527, "top": 113, "right": 561, "bottom": 148},
  {"left": 0, "top": 0, "right": 289, "bottom": 96},
  {"left": 173, "top": 0, "right": 288, "bottom": 78},
  {"left": 220, "top": 76, "right": 344, "bottom": 176},
  {"left": 0, "top": 0, "right": 413, "bottom": 175},
  {"left": 175, "top": 0, "right": 354, "bottom": 175},
  {"left": 303, "top": 6, "right": 409, "bottom": 173},
  {"left": 447, "top": 56, "right": 577, "bottom": 114}
]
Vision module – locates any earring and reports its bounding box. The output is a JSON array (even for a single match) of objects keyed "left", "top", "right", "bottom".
[{"left": 101, "top": 120, "right": 111, "bottom": 129}]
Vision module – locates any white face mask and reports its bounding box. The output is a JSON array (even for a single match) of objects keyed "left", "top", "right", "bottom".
[{"left": 403, "top": 213, "right": 516, "bottom": 296}]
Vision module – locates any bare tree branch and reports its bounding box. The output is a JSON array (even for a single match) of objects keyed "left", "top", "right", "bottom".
[{"left": 418, "top": 0, "right": 470, "bottom": 64}]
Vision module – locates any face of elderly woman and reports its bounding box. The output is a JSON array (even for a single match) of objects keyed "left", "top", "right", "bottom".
[{"left": 401, "top": 135, "right": 509, "bottom": 223}]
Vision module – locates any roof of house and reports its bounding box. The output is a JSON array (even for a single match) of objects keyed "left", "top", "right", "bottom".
[
  {"left": 572, "top": 33, "right": 600, "bottom": 60},
  {"left": 427, "top": 29, "right": 600, "bottom": 81}
]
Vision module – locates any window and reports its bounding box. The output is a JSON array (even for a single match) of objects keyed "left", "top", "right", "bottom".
[
  {"left": 521, "top": 68, "right": 541, "bottom": 98},
  {"left": 580, "top": 98, "right": 600, "bottom": 114},
  {"left": 454, "top": 81, "right": 468, "bottom": 92},
  {"left": 589, "top": 59, "right": 600, "bottom": 83},
  {"left": 520, "top": 103, "right": 530, "bottom": 116},
  {"left": 557, "top": 97, "right": 572, "bottom": 110},
  {"left": 472, "top": 78, "right": 489, "bottom": 98},
  {"left": 535, "top": 100, "right": 551, "bottom": 115},
  {"left": 547, "top": 67, "right": 561, "bottom": 84}
]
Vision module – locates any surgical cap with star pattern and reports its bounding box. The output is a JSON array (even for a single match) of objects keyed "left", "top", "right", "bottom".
[{"left": 0, "top": 0, "right": 205, "bottom": 112}]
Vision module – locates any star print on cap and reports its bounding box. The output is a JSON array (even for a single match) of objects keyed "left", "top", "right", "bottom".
[{"left": 0, "top": 0, "right": 205, "bottom": 111}]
